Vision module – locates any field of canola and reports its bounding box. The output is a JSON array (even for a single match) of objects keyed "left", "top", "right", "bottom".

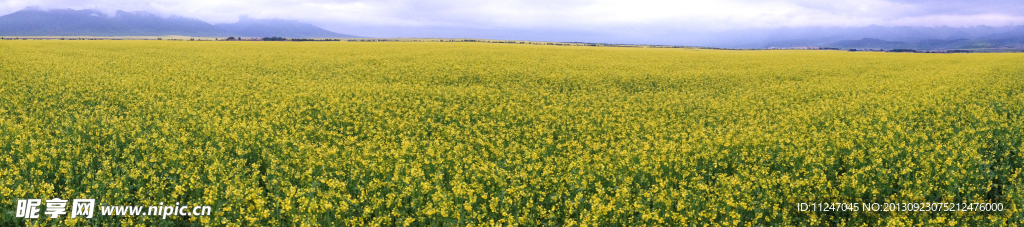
[{"left": 1, "top": 41, "right": 1022, "bottom": 226}]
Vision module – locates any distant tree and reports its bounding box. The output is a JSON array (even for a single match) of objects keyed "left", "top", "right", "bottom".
[{"left": 227, "top": 37, "right": 236, "bottom": 41}]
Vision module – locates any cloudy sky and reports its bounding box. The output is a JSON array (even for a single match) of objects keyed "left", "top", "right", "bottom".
[{"left": 2, "top": 0, "right": 1023, "bottom": 45}]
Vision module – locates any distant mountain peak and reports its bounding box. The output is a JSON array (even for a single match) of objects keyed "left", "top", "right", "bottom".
[
  {"left": 722, "top": 24, "right": 1024, "bottom": 49},
  {"left": 115, "top": 10, "right": 158, "bottom": 17},
  {"left": 0, "top": 7, "right": 362, "bottom": 38},
  {"left": 22, "top": 6, "right": 43, "bottom": 11}
]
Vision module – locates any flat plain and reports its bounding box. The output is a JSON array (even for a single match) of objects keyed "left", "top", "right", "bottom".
[{"left": 1, "top": 41, "right": 1022, "bottom": 226}]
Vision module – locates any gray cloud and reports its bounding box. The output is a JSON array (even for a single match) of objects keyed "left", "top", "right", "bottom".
[
  {"left": 2, "top": 0, "right": 1022, "bottom": 45},
  {"left": 888, "top": 0, "right": 1024, "bottom": 16}
]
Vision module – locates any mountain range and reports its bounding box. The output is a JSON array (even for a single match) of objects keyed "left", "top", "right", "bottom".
[
  {"left": 2, "top": 8, "right": 1023, "bottom": 49},
  {"left": 0, "top": 8, "right": 360, "bottom": 38},
  {"left": 714, "top": 25, "right": 1024, "bottom": 50}
]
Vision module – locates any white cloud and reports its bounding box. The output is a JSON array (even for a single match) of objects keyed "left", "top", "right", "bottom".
[{"left": 1, "top": 0, "right": 1022, "bottom": 39}]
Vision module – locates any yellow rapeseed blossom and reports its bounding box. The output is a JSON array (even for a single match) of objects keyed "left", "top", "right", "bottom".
[{"left": 0, "top": 40, "right": 1021, "bottom": 226}]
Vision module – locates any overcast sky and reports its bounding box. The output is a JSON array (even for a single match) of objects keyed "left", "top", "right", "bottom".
[{"left": 3, "top": 0, "right": 1024, "bottom": 44}]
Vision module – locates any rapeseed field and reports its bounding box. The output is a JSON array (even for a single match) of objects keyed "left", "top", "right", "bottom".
[{"left": 1, "top": 41, "right": 1021, "bottom": 226}]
